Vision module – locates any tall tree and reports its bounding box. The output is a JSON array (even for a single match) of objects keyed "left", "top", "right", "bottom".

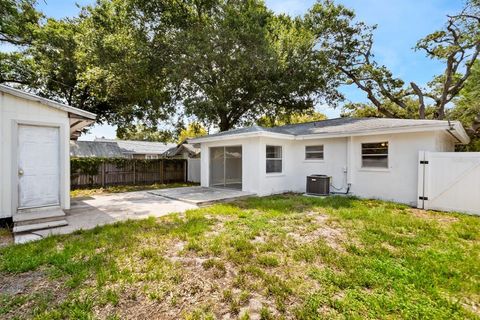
[
  {"left": 257, "top": 110, "right": 327, "bottom": 127},
  {"left": 306, "top": 0, "right": 480, "bottom": 125},
  {"left": 0, "top": 0, "right": 40, "bottom": 46},
  {"left": 116, "top": 123, "right": 175, "bottom": 142},
  {"left": 0, "top": 0, "right": 41, "bottom": 84},
  {"left": 450, "top": 60, "right": 480, "bottom": 149},
  {"left": 177, "top": 122, "right": 207, "bottom": 143},
  {"left": 173, "top": 0, "right": 340, "bottom": 131}
]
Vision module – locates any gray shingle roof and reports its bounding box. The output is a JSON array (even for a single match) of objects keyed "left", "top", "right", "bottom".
[
  {"left": 192, "top": 117, "right": 459, "bottom": 140},
  {"left": 70, "top": 141, "right": 127, "bottom": 158},
  {"left": 164, "top": 143, "right": 201, "bottom": 157},
  {"left": 94, "top": 139, "right": 177, "bottom": 155},
  {"left": 71, "top": 139, "right": 177, "bottom": 158}
]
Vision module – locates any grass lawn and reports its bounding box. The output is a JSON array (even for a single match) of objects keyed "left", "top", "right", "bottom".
[
  {"left": 0, "top": 195, "right": 479, "bottom": 319},
  {"left": 70, "top": 182, "right": 198, "bottom": 198}
]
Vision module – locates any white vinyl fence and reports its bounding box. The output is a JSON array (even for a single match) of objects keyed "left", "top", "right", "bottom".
[
  {"left": 418, "top": 151, "right": 480, "bottom": 215},
  {"left": 187, "top": 158, "right": 201, "bottom": 183}
]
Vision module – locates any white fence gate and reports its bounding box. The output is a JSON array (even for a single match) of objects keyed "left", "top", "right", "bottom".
[
  {"left": 418, "top": 151, "right": 480, "bottom": 215},
  {"left": 187, "top": 158, "right": 201, "bottom": 183}
]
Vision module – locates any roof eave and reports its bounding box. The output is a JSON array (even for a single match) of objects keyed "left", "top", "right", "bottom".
[
  {"left": 295, "top": 123, "right": 455, "bottom": 140},
  {"left": 190, "top": 122, "right": 472, "bottom": 144},
  {"left": 189, "top": 131, "right": 295, "bottom": 143},
  {"left": 449, "top": 121, "right": 470, "bottom": 144},
  {"left": 0, "top": 84, "right": 96, "bottom": 120}
]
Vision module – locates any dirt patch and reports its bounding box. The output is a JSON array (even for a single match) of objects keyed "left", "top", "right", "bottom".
[
  {"left": 93, "top": 234, "right": 282, "bottom": 319},
  {"left": 287, "top": 213, "right": 347, "bottom": 251},
  {"left": 409, "top": 208, "right": 459, "bottom": 223},
  {"left": 0, "top": 228, "right": 13, "bottom": 248},
  {"left": 0, "top": 269, "right": 68, "bottom": 319}
]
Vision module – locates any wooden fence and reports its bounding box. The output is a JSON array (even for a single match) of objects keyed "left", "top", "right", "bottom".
[{"left": 71, "top": 159, "right": 187, "bottom": 189}]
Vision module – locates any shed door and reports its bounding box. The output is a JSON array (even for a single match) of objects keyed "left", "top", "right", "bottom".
[{"left": 18, "top": 125, "right": 60, "bottom": 209}]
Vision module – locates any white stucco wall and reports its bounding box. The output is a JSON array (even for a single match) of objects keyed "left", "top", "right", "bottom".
[
  {"left": 199, "top": 130, "right": 456, "bottom": 206},
  {"left": 0, "top": 92, "right": 71, "bottom": 219}
]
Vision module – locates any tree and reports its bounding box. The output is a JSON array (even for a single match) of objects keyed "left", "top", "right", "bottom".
[
  {"left": 306, "top": 0, "right": 480, "bottom": 124},
  {"left": 257, "top": 111, "right": 327, "bottom": 127},
  {"left": 0, "top": 0, "right": 40, "bottom": 46},
  {"left": 0, "top": 0, "right": 41, "bottom": 84},
  {"left": 177, "top": 122, "right": 207, "bottom": 143},
  {"left": 116, "top": 123, "right": 175, "bottom": 142},
  {"left": 173, "top": 0, "right": 340, "bottom": 131},
  {"left": 1, "top": 0, "right": 180, "bottom": 128},
  {"left": 450, "top": 60, "right": 480, "bottom": 149},
  {"left": 341, "top": 97, "right": 437, "bottom": 119}
]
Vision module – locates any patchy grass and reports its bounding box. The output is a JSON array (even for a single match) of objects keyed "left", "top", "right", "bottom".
[
  {"left": 70, "top": 182, "right": 198, "bottom": 198},
  {"left": 0, "top": 195, "right": 479, "bottom": 319}
]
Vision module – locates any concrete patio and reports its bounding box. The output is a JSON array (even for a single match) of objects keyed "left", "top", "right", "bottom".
[
  {"left": 15, "top": 191, "right": 197, "bottom": 243},
  {"left": 14, "top": 187, "right": 255, "bottom": 243},
  {"left": 148, "top": 186, "right": 254, "bottom": 205}
]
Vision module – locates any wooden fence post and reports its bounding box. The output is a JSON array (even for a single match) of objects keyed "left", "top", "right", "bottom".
[
  {"left": 133, "top": 161, "right": 136, "bottom": 185},
  {"left": 101, "top": 161, "right": 106, "bottom": 187},
  {"left": 160, "top": 159, "right": 164, "bottom": 184},
  {"left": 184, "top": 159, "right": 188, "bottom": 182}
]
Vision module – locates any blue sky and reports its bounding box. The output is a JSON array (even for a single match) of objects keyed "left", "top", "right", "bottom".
[{"left": 35, "top": 0, "right": 463, "bottom": 140}]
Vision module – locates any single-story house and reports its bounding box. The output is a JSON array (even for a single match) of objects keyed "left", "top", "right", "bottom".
[
  {"left": 189, "top": 117, "right": 470, "bottom": 206},
  {"left": 164, "top": 143, "right": 201, "bottom": 183},
  {"left": 70, "top": 139, "right": 196, "bottom": 160},
  {"left": 0, "top": 85, "right": 96, "bottom": 234},
  {"left": 164, "top": 143, "right": 201, "bottom": 159}
]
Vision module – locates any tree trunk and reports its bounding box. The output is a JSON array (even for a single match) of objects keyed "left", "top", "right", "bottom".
[
  {"left": 410, "top": 82, "right": 426, "bottom": 119},
  {"left": 218, "top": 114, "right": 231, "bottom": 132}
]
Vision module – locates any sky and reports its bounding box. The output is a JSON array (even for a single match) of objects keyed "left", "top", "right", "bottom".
[{"left": 34, "top": 0, "right": 464, "bottom": 140}]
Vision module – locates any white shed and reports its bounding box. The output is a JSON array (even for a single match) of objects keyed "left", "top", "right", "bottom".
[{"left": 0, "top": 85, "right": 96, "bottom": 236}]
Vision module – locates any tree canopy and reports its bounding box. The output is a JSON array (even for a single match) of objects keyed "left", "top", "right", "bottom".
[
  {"left": 305, "top": 0, "right": 480, "bottom": 131},
  {"left": 1, "top": 0, "right": 479, "bottom": 144}
]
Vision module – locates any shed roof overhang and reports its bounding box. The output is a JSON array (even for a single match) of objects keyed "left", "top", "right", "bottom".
[{"left": 0, "top": 84, "right": 97, "bottom": 139}]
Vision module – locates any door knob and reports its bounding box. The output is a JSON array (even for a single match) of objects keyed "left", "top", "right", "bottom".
[{"left": 18, "top": 169, "right": 24, "bottom": 176}]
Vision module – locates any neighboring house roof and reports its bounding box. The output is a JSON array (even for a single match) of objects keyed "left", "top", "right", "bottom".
[
  {"left": 164, "top": 143, "right": 201, "bottom": 157},
  {"left": 70, "top": 141, "right": 127, "bottom": 158},
  {"left": 189, "top": 117, "right": 470, "bottom": 144},
  {"left": 0, "top": 84, "right": 96, "bottom": 139},
  {"left": 94, "top": 138, "right": 177, "bottom": 155}
]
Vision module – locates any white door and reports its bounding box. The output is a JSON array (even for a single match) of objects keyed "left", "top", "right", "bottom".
[{"left": 18, "top": 125, "right": 60, "bottom": 209}]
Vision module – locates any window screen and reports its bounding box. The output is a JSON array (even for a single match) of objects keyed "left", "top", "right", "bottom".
[
  {"left": 361, "top": 142, "right": 388, "bottom": 168},
  {"left": 266, "top": 145, "right": 282, "bottom": 173},
  {"left": 305, "top": 145, "right": 324, "bottom": 160}
]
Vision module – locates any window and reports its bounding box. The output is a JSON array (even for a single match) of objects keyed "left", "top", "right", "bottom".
[
  {"left": 266, "top": 145, "right": 282, "bottom": 173},
  {"left": 145, "top": 154, "right": 158, "bottom": 160},
  {"left": 361, "top": 142, "right": 388, "bottom": 168},
  {"left": 305, "top": 145, "right": 324, "bottom": 160}
]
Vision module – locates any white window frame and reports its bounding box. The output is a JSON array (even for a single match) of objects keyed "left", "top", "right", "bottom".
[
  {"left": 266, "top": 145, "right": 283, "bottom": 174},
  {"left": 305, "top": 145, "right": 324, "bottom": 160},
  {"left": 361, "top": 141, "right": 389, "bottom": 169}
]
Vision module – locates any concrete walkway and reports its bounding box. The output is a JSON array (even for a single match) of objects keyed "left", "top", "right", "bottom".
[{"left": 17, "top": 191, "right": 197, "bottom": 242}]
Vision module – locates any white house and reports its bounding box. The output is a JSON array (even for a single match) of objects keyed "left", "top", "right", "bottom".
[
  {"left": 0, "top": 85, "right": 96, "bottom": 234},
  {"left": 190, "top": 118, "right": 470, "bottom": 206}
]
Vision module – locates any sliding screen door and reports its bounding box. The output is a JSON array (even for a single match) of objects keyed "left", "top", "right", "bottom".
[{"left": 209, "top": 146, "right": 242, "bottom": 189}]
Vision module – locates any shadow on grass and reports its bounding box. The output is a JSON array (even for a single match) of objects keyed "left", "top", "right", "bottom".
[{"left": 234, "top": 193, "right": 357, "bottom": 212}]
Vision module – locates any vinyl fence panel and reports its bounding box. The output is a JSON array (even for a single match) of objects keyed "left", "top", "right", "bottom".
[{"left": 418, "top": 151, "right": 480, "bottom": 215}]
